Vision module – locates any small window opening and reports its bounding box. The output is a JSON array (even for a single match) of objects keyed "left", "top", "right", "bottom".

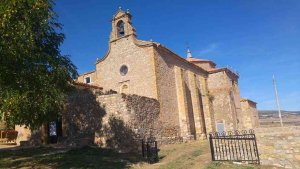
[
  {"left": 117, "top": 20, "right": 125, "bottom": 37},
  {"left": 120, "top": 65, "right": 128, "bottom": 76},
  {"left": 85, "top": 77, "right": 91, "bottom": 84}
]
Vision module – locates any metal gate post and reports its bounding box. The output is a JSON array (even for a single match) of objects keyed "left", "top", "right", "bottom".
[
  {"left": 253, "top": 133, "right": 260, "bottom": 164},
  {"left": 209, "top": 134, "right": 215, "bottom": 161},
  {"left": 142, "top": 139, "right": 145, "bottom": 158}
]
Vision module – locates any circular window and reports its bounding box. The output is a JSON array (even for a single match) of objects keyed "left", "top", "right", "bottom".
[{"left": 120, "top": 65, "right": 128, "bottom": 76}]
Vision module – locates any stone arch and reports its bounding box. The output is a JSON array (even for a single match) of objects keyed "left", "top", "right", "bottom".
[{"left": 116, "top": 20, "right": 125, "bottom": 37}]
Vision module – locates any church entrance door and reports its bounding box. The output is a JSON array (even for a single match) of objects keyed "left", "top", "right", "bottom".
[{"left": 47, "top": 118, "right": 62, "bottom": 144}]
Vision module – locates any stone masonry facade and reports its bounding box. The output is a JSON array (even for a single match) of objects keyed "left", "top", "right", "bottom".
[
  {"left": 256, "top": 127, "right": 300, "bottom": 169},
  {"left": 76, "top": 8, "right": 259, "bottom": 141}
]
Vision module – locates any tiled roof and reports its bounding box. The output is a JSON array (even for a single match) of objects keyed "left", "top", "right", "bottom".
[
  {"left": 208, "top": 67, "right": 239, "bottom": 80},
  {"left": 72, "top": 81, "right": 103, "bottom": 90},
  {"left": 79, "top": 70, "right": 95, "bottom": 76},
  {"left": 241, "top": 98, "right": 257, "bottom": 104},
  {"left": 186, "top": 57, "right": 216, "bottom": 66}
]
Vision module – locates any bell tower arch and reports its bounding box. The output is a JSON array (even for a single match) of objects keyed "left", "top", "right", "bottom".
[{"left": 110, "top": 7, "right": 136, "bottom": 42}]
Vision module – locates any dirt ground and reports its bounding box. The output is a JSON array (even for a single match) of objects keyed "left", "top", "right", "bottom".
[
  {"left": 0, "top": 140, "right": 279, "bottom": 169},
  {"left": 132, "top": 140, "right": 277, "bottom": 169}
]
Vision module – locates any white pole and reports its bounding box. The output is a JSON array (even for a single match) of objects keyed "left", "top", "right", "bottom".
[{"left": 273, "top": 75, "right": 283, "bottom": 127}]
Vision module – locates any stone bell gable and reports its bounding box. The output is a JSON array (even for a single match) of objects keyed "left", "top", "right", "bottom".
[{"left": 110, "top": 7, "right": 137, "bottom": 42}]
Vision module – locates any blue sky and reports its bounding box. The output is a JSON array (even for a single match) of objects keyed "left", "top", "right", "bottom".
[{"left": 55, "top": 0, "right": 300, "bottom": 111}]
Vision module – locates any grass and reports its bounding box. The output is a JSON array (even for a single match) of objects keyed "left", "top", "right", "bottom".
[
  {"left": 0, "top": 141, "right": 278, "bottom": 169},
  {"left": 204, "top": 162, "right": 277, "bottom": 169},
  {"left": 131, "top": 141, "right": 277, "bottom": 169},
  {"left": 0, "top": 146, "right": 142, "bottom": 169}
]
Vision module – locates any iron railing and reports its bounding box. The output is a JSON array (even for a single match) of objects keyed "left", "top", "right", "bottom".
[{"left": 209, "top": 129, "right": 260, "bottom": 164}]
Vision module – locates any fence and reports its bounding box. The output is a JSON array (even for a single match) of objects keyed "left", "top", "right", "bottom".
[
  {"left": 209, "top": 129, "right": 260, "bottom": 164},
  {"left": 141, "top": 139, "right": 158, "bottom": 163}
]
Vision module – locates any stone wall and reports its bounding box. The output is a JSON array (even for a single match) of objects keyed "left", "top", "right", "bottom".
[
  {"left": 155, "top": 46, "right": 213, "bottom": 139},
  {"left": 97, "top": 93, "right": 160, "bottom": 138},
  {"left": 192, "top": 62, "right": 213, "bottom": 71},
  {"left": 62, "top": 88, "right": 160, "bottom": 152},
  {"left": 98, "top": 93, "right": 160, "bottom": 152},
  {"left": 240, "top": 99, "right": 259, "bottom": 129},
  {"left": 95, "top": 36, "right": 157, "bottom": 99},
  {"left": 62, "top": 88, "right": 106, "bottom": 147},
  {"left": 256, "top": 127, "right": 300, "bottom": 168},
  {"left": 207, "top": 71, "right": 239, "bottom": 131}
]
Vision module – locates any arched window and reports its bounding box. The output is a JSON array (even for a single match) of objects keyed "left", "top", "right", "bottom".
[
  {"left": 121, "top": 84, "right": 129, "bottom": 94},
  {"left": 117, "top": 20, "right": 125, "bottom": 37}
]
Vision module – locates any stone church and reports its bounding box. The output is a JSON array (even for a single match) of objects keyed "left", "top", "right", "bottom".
[{"left": 76, "top": 8, "right": 259, "bottom": 140}]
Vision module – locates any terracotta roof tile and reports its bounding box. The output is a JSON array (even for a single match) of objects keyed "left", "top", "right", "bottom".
[
  {"left": 72, "top": 81, "right": 103, "bottom": 90},
  {"left": 79, "top": 70, "right": 95, "bottom": 76},
  {"left": 186, "top": 57, "right": 216, "bottom": 66},
  {"left": 241, "top": 98, "right": 257, "bottom": 104}
]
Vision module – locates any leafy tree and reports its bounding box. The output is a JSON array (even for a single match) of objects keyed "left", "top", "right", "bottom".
[{"left": 0, "top": 0, "right": 78, "bottom": 130}]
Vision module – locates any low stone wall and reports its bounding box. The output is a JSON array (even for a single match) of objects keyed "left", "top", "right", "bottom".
[
  {"left": 62, "top": 88, "right": 160, "bottom": 152},
  {"left": 14, "top": 87, "right": 161, "bottom": 151},
  {"left": 256, "top": 126, "right": 300, "bottom": 168},
  {"left": 96, "top": 93, "right": 160, "bottom": 151},
  {"left": 62, "top": 88, "right": 106, "bottom": 147}
]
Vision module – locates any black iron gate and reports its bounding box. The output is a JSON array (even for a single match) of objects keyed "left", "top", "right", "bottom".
[
  {"left": 209, "top": 129, "right": 260, "bottom": 164},
  {"left": 141, "top": 139, "right": 158, "bottom": 163}
]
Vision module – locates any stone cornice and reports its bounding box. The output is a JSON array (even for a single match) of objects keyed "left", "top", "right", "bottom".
[
  {"left": 209, "top": 68, "right": 239, "bottom": 81},
  {"left": 72, "top": 81, "right": 103, "bottom": 90},
  {"left": 155, "top": 45, "right": 209, "bottom": 76},
  {"left": 241, "top": 98, "right": 257, "bottom": 105}
]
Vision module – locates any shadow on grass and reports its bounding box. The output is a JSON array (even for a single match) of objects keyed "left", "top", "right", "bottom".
[{"left": 0, "top": 146, "right": 144, "bottom": 169}]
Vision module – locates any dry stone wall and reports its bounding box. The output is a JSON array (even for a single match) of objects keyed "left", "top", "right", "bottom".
[
  {"left": 62, "top": 88, "right": 160, "bottom": 152},
  {"left": 97, "top": 93, "right": 160, "bottom": 152},
  {"left": 256, "top": 127, "right": 300, "bottom": 168},
  {"left": 62, "top": 88, "right": 106, "bottom": 147}
]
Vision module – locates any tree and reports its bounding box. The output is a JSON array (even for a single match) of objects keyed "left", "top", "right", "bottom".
[{"left": 0, "top": 0, "right": 78, "bottom": 131}]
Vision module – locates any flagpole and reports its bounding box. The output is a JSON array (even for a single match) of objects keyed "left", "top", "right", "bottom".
[{"left": 273, "top": 75, "right": 283, "bottom": 127}]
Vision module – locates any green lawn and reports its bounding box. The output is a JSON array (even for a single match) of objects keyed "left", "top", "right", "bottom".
[{"left": 0, "top": 141, "right": 277, "bottom": 169}]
